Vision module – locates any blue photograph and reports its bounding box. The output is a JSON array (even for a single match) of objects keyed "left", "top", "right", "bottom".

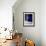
[
  {"left": 25, "top": 14, "right": 32, "bottom": 22},
  {"left": 23, "top": 12, "right": 35, "bottom": 27}
]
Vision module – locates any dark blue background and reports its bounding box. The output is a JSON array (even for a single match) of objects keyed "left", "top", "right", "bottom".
[{"left": 25, "top": 14, "right": 32, "bottom": 22}]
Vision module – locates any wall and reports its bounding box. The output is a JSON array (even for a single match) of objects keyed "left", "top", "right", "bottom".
[
  {"left": 13, "top": 0, "right": 41, "bottom": 46},
  {"left": 0, "top": 0, "right": 16, "bottom": 30},
  {"left": 40, "top": 0, "right": 46, "bottom": 46}
]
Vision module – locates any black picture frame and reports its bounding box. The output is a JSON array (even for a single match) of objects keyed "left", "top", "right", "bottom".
[{"left": 23, "top": 12, "right": 35, "bottom": 27}]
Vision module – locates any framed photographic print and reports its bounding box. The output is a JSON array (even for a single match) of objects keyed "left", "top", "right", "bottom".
[{"left": 23, "top": 12, "right": 35, "bottom": 27}]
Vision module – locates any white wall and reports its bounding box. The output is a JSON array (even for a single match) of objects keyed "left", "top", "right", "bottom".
[
  {"left": 13, "top": 0, "right": 41, "bottom": 46},
  {"left": 40, "top": 0, "right": 46, "bottom": 46},
  {"left": 0, "top": 0, "right": 16, "bottom": 30}
]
